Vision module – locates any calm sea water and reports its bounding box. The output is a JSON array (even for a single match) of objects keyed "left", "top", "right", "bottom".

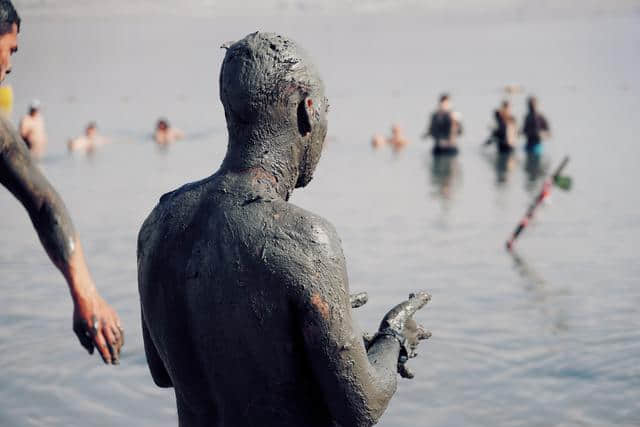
[{"left": 1, "top": 4, "right": 639, "bottom": 426}]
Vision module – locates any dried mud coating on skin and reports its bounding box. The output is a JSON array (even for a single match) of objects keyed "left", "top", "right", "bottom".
[
  {"left": 0, "top": 115, "right": 76, "bottom": 268},
  {"left": 138, "top": 32, "right": 430, "bottom": 427},
  {"left": 311, "top": 293, "right": 330, "bottom": 319}
]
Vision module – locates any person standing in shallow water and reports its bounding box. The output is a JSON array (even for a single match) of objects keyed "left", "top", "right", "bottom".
[
  {"left": 424, "top": 93, "right": 463, "bottom": 156},
  {"left": 138, "top": 32, "right": 431, "bottom": 427},
  {"left": 0, "top": 0, "right": 123, "bottom": 364},
  {"left": 487, "top": 100, "right": 517, "bottom": 154},
  {"left": 521, "top": 96, "right": 550, "bottom": 155},
  {"left": 68, "top": 121, "right": 110, "bottom": 153},
  {"left": 19, "top": 100, "right": 47, "bottom": 159}
]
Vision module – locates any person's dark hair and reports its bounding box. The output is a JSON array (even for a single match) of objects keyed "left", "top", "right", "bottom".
[
  {"left": 0, "top": 0, "right": 20, "bottom": 36},
  {"left": 527, "top": 96, "right": 538, "bottom": 113},
  {"left": 501, "top": 100, "right": 510, "bottom": 109},
  {"left": 439, "top": 93, "right": 449, "bottom": 103},
  {"left": 156, "top": 118, "right": 169, "bottom": 130},
  {"left": 86, "top": 121, "right": 97, "bottom": 131}
]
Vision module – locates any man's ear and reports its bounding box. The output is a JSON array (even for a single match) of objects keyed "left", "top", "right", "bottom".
[{"left": 297, "top": 97, "right": 313, "bottom": 137}]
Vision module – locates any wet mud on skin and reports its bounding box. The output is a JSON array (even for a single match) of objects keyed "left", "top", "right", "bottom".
[
  {"left": 138, "top": 32, "right": 430, "bottom": 426},
  {"left": 0, "top": 115, "right": 76, "bottom": 267}
]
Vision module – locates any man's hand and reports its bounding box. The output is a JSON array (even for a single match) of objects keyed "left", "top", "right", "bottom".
[
  {"left": 350, "top": 292, "right": 368, "bottom": 309},
  {"left": 73, "top": 291, "right": 124, "bottom": 365},
  {"left": 372, "top": 292, "right": 431, "bottom": 379}
]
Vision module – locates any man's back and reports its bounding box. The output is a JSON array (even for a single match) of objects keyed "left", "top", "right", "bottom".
[
  {"left": 139, "top": 32, "right": 432, "bottom": 427},
  {"left": 138, "top": 172, "right": 342, "bottom": 426}
]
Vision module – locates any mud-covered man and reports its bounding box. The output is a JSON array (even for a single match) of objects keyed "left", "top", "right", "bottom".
[
  {"left": 138, "top": 32, "right": 431, "bottom": 426},
  {"left": 0, "top": 0, "right": 123, "bottom": 364}
]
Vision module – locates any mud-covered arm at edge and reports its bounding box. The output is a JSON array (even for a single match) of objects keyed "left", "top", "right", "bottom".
[{"left": 0, "top": 115, "right": 77, "bottom": 274}]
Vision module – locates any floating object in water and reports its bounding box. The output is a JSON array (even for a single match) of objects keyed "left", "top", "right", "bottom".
[
  {"left": 554, "top": 174, "right": 572, "bottom": 191},
  {"left": 506, "top": 156, "right": 571, "bottom": 250}
]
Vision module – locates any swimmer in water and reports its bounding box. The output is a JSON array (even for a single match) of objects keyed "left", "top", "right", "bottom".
[
  {"left": 68, "top": 121, "right": 109, "bottom": 153},
  {"left": 153, "top": 118, "right": 184, "bottom": 145},
  {"left": 19, "top": 100, "right": 47, "bottom": 159},
  {"left": 371, "top": 133, "right": 386, "bottom": 149},
  {"left": 0, "top": 0, "right": 122, "bottom": 364},
  {"left": 389, "top": 123, "right": 409, "bottom": 152}
]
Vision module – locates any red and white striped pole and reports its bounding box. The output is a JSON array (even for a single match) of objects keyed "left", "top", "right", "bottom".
[{"left": 506, "top": 156, "right": 569, "bottom": 250}]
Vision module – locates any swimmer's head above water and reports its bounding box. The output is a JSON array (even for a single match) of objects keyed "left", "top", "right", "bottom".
[
  {"left": 85, "top": 121, "right": 97, "bottom": 137},
  {"left": 219, "top": 32, "right": 328, "bottom": 195},
  {"left": 156, "top": 118, "right": 169, "bottom": 131}
]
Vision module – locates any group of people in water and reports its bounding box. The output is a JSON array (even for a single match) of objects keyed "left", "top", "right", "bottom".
[
  {"left": 14, "top": 101, "right": 184, "bottom": 157},
  {"left": 485, "top": 96, "right": 550, "bottom": 155},
  {"left": 372, "top": 93, "right": 551, "bottom": 158}
]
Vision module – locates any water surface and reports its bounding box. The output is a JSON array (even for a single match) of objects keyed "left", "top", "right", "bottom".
[{"left": 1, "top": 5, "right": 639, "bottom": 426}]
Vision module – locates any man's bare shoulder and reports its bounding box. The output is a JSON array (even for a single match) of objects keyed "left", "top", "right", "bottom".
[
  {"left": 261, "top": 200, "right": 346, "bottom": 278},
  {"left": 137, "top": 178, "right": 210, "bottom": 257}
]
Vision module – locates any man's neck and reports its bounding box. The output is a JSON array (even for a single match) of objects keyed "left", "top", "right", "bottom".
[{"left": 222, "top": 133, "right": 302, "bottom": 201}]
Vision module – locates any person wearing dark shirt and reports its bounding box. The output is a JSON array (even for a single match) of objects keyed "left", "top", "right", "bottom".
[
  {"left": 521, "top": 96, "right": 550, "bottom": 155},
  {"left": 487, "top": 100, "right": 516, "bottom": 154},
  {"left": 425, "top": 93, "right": 463, "bottom": 156}
]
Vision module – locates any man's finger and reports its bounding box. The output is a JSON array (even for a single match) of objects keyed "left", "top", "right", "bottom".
[
  {"left": 350, "top": 292, "right": 368, "bottom": 309},
  {"left": 93, "top": 330, "right": 112, "bottom": 365},
  {"left": 398, "top": 363, "right": 414, "bottom": 379},
  {"left": 379, "top": 291, "right": 431, "bottom": 333},
  {"left": 111, "top": 325, "right": 124, "bottom": 355},
  {"left": 75, "top": 325, "right": 95, "bottom": 354},
  {"left": 104, "top": 325, "right": 120, "bottom": 364},
  {"left": 417, "top": 325, "right": 432, "bottom": 341}
]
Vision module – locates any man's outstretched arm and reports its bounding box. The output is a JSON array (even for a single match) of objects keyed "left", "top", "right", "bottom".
[{"left": 0, "top": 115, "right": 123, "bottom": 364}]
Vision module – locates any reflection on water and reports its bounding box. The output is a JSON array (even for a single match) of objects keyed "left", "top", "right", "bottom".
[
  {"left": 429, "top": 154, "right": 460, "bottom": 202},
  {"left": 523, "top": 153, "right": 549, "bottom": 192},
  {"left": 482, "top": 149, "right": 549, "bottom": 192},
  {"left": 509, "top": 250, "right": 569, "bottom": 334},
  {"left": 510, "top": 248, "right": 546, "bottom": 287},
  {"left": 494, "top": 152, "right": 517, "bottom": 185},
  {"left": 481, "top": 148, "right": 517, "bottom": 186}
]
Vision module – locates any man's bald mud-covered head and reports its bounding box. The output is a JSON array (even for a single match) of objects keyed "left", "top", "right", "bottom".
[{"left": 219, "top": 32, "right": 328, "bottom": 193}]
